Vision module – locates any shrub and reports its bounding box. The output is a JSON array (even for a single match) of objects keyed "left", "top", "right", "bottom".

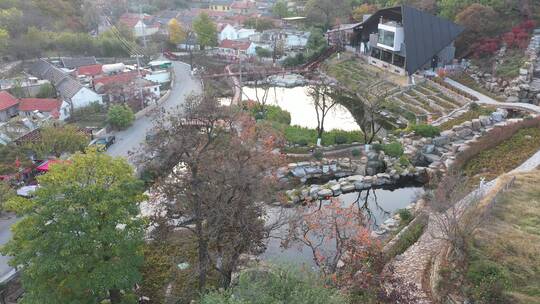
[
  {"left": 372, "top": 143, "right": 383, "bottom": 152},
  {"left": 411, "top": 124, "right": 441, "bottom": 138},
  {"left": 351, "top": 148, "right": 361, "bottom": 157},
  {"left": 466, "top": 260, "right": 509, "bottom": 303},
  {"left": 382, "top": 142, "right": 403, "bottom": 158},
  {"left": 397, "top": 208, "right": 412, "bottom": 223},
  {"left": 399, "top": 155, "right": 410, "bottom": 167},
  {"left": 107, "top": 105, "right": 135, "bottom": 130},
  {"left": 469, "top": 102, "right": 480, "bottom": 111},
  {"left": 264, "top": 105, "right": 291, "bottom": 125},
  {"left": 334, "top": 134, "right": 347, "bottom": 145},
  {"left": 36, "top": 83, "right": 56, "bottom": 98}
]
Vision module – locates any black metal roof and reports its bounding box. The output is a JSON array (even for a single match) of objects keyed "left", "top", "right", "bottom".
[
  {"left": 401, "top": 5, "right": 464, "bottom": 75},
  {"left": 353, "top": 5, "right": 464, "bottom": 75}
]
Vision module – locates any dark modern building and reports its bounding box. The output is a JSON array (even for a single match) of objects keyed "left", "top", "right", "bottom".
[{"left": 328, "top": 5, "right": 464, "bottom": 76}]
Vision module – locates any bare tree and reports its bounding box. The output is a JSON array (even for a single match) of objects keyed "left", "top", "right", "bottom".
[
  {"left": 355, "top": 84, "right": 388, "bottom": 145},
  {"left": 141, "top": 92, "right": 285, "bottom": 291},
  {"left": 307, "top": 78, "right": 338, "bottom": 146}
]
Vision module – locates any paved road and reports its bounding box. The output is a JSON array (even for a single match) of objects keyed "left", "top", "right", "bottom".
[{"left": 106, "top": 61, "right": 201, "bottom": 163}]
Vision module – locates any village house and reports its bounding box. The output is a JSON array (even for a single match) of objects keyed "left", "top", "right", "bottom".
[
  {"left": 119, "top": 13, "right": 160, "bottom": 38},
  {"left": 93, "top": 71, "right": 160, "bottom": 107},
  {"left": 250, "top": 29, "right": 310, "bottom": 50},
  {"left": 208, "top": 0, "right": 233, "bottom": 12},
  {"left": 0, "top": 77, "right": 51, "bottom": 98},
  {"left": 231, "top": 1, "right": 257, "bottom": 15},
  {"left": 30, "top": 59, "right": 103, "bottom": 116},
  {"left": 328, "top": 5, "right": 464, "bottom": 76},
  {"left": 218, "top": 23, "right": 256, "bottom": 41},
  {"left": 217, "top": 39, "right": 257, "bottom": 58},
  {"left": 18, "top": 98, "right": 68, "bottom": 120},
  {"left": 0, "top": 91, "right": 19, "bottom": 122}
]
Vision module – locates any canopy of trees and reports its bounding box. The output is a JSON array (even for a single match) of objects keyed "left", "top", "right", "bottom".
[
  {"left": 1, "top": 151, "right": 145, "bottom": 304},
  {"left": 193, "top": 13, "right": 218, "bottom": 49}
]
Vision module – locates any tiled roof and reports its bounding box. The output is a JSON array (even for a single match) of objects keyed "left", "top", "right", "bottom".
[
  {"left": 77, "top": 64, "right": 103, "bottom": 76},
  {"left": 93, "top": 71, "right": 140, "bottom": 87},
  {"left": 219, "top": 39, "right": 252, "bottom": 50},
  {"left": 18, "top": 98, "right": 61, "bottom": 112},
  {"left": 29, "top": 59, "right": 53, "bottom": 79},
  {"left": 0, "top": 91, "right": 18, "bottom": 111},
  {"left": 61, "top": 57, "right": 98, "bottom": 69},
  {"left": 56, "top": 78, "right": 83, "bottom": 99}
]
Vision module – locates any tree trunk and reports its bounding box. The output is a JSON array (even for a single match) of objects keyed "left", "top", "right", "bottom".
[{"left": 109, "top": 289, "right": 122, "bottom": 304}]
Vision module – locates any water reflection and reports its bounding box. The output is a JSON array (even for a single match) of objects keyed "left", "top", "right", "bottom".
[
  {"left": 241, "top": 87, "right": 360, "bottom": 131},
  {"left": 262, "top": 186, "right": 423, "bottom": 266}
]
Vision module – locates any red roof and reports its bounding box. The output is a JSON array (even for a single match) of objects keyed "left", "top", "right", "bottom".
[
  {"left": 0, "top": 91, "right": 19, "bottom": 111},
  {"left": 94, "top": 71, "right": 141, "bottom": 87},
  {"left": 219, "top": 39, "right": 252, "bottom": 50},
  {"left": 77, "top": 64, "right": 103, "bottom": 76},
  {"left": 18, "top": 98, "right": 61, "bottom": 113}
]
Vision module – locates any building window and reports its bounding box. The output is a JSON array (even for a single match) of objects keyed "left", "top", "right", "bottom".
[
  {"left": 378, "top": 29, "right": 394, "bottom": 48},
  {"left": 371, "top": 47, "right": 382, "bottom": 59},
  {"left": 393, "top": 54, "right": 405, "bottom": 67},
  {"left": 381, "top": 50, "right": 392, "bottom": 63}
]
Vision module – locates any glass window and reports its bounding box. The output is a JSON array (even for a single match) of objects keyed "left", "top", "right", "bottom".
[{"left": 377, "top": 29, "right": 394, "bottom": 48}]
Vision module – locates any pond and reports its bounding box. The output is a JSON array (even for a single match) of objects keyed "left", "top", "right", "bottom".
[
  {"left": 241, "top": 86, "right": 360, "bottom": 131},
  {"left": 261, "top": 185, "right": 423, "bottom": 266}
]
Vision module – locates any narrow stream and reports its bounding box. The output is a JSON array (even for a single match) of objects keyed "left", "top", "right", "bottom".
[{"left": 262, "top": 186, "right": 423, "bottom": 266}]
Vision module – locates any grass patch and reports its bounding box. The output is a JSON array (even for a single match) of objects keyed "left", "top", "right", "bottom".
[
  {"left": 438, "top": 105, "right": 495, "bottom": 131},
  {"left": 68, "top": 102, "right": 108, "bottom": 129},
  {"left": 495, "top": 49, "right": 526, "bottom": 79},
  {"left": 449, "top": 72, "right": 505, "bottom": 102},
  {"left": 465, "top": 170, "right": 540, "bottom": 303},
  {"left": 463, "top": 128, "right": 540, "bottom": 186},
  {"left": 386, "top": 219, "right": 426, "bottom": 258}
]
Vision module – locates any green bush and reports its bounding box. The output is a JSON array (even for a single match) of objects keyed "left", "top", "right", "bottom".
[
  {"left": 36, "top": 83, "right": 56, "bottom": 98},
  {"left": 399, "top": 155, "right": 410, "bottom": 167},
  {"left": 411, "top": 124, "right": 440, "bottom": 138},
  {"left": 382, "top": 142, "right": 403, "bottom": 158},
  {"left": 397, "top": 208, "right": 412, "bottom": 223},
  {"left": 372, "top": 143, "right": 383, "bottom": 152},
  {"left": 284, "top": 126, "right": 362, "bottom": 147},
  {"left": 107, "top": 105, "right": 135, "bottom": 130},
  {"left": 201, "top": 266, "right": 347, "bottom": 304},
  {"left": 351, "top": 148, "right": 361, "bottom": 157},
  {"left": 334, "top": 134, "right": 347, "bottom": 145},
  {"left": 265, "top": 105, "right": 291, "bottom": 125},
  {"left": 466, "top": 260, "right": 509, "bottom": 303}
]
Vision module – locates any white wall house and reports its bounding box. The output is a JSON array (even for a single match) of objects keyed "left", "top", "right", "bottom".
[
  {"left": 219, "top": 24, "right": 238, "bottom": 41},
  {"left": 133, "top": 20, "right": 159, "bottom": 38}
]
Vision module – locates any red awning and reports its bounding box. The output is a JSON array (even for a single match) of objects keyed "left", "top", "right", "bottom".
[{"left": 36, "top": 160, "right": 67, "bottom": 172}]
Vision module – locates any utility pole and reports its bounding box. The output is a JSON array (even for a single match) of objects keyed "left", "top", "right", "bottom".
[
  {"left": 132, "top": 54, "right": 145, "bottom": 110},
  {"left": 238, "top": 50, "right": 243, "bottom": 99}
]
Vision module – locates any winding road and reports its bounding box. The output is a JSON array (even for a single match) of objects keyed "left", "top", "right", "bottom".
[{"left": 106, "top": 61, "right": 201, "bottom": 163}]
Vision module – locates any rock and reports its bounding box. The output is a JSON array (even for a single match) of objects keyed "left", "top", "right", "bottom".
[
  {"left": 354, "top": 181, "right": 368, "bottom": 190},
  {"left": 341, "top": 183, "right": 355, "bottom": 193},
  {"left": 433, "top": 136, "right": 450, "bottom": 147},
  {"left": 330, "top": 184, "right": 342, "bottom": 196},
  {"left": 456, "top": 128, "right": 473, "bottom": 138},
  {"left": 423, "top": 144, "right": 435, "bottom": 154},
  {"left": 304, "top": 166, "right": 322, "bottom": 175},
  {"left": 291, "top": 167, "right": 306, "bottom": 178},
  {"left": 423, "top": 153, "right": 441, "bottom": 163},
  {"left": 490, "top": 111, "right": 504, "bottom": 122},
  {"left": 471, "top": 119, "right": 481, "bottom": 131},
  {"left": 317, "top": 189, "right": 333, "bottom": 198},
  {"left": 322, "top": 165, "right": 330, "bottom": 174},
  {"left": 506, "top": 95, "right": 519, "bottom": 103},
  {"left": 519, "top": 68, "right": 528, "bottom": 76},
  {"left": 309, "top": 186, "right": 320, "bottom": 198},
  {"left": 479, "top": 115, "right": 491, "bottom": 127}
]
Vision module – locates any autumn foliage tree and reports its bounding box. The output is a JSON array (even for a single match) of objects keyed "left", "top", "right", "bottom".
[
  {"left": 142, "top": 92, "right": 284, "bottom": 291},
  {"left": 168, "top": 18, "right": 186, "bottom": 45},
  {"left": 455, "top": 3, "right": 500, "bottom": 55}
]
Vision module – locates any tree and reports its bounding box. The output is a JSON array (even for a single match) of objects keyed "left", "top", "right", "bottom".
[
  {"left": 0, "top": 180, "right": 14, "bottom": 214},
  {"left": 352, "top": 4, "right": 378, "bottom": 22},
  {"left": 455, "top": 4, "right": 500, "bottom": 54},
  {"left": 0, "top": 27, "right": 8, "bottom": 55},
  {"left": 355, "top": 85, "right": 387, "bottom": 144},
  {"left": 27, "top": 124, "right": 89, "bottom": 158},
  {"left": 108, "top": 104, "right": 135, "bottom": 130},
  {"left": 0, "top": 144, "right": 30, "bottom": 175},
  {"left": 193, "top": 12, "right": 217, "bottom": 50},
  {"left": 272, "top": 0, "right": 289, "bottom": 19},
  {"left": 0, "top": 7, "right": 23, "bottom": 36},
  {"left": 82, "top": 0, "right": 101, "bottom": 34},
  {"left": 168, "top": 18, "right": 186, "bottom": 45},
  {"left": 305, "top": 0, "right": 352, "bottom": 30},
  {"left": 35, "top": 82, "right": 56, "bottom": 98},
  {"left": 306, "top": 28, "right": 327, "bottom": 53},
  {"left": 307, "top": 79, "right": 338, "bottom": 146},
  {"left": 243, "top": 17, "right": 274, "bottom": 32},
  {"left": 1, "top": 151, "right": 145, "bottom": 304},
  {"left": 142, "top": 92, "right": 284, "bottom": 291},
  {"left": 255, "top": 46, "right": 271, "bottom": 58}
]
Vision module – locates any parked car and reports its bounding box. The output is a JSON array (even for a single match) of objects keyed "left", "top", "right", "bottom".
[{"left": 88, "top": 136, "right": 116, "bottom": 151}]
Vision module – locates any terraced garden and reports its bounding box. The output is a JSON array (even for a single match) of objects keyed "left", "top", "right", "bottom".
[{"left": 324, "top": 57, "right": 469, "bottom": 127}]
